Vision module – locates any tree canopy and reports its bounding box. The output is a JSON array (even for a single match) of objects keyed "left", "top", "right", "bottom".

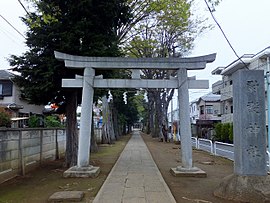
[
  {"left": 10, "top": 0, "right": 131, "bottom": 105},
  {"left": 9, "top": 0, "right": 131, "bottom": 167}
]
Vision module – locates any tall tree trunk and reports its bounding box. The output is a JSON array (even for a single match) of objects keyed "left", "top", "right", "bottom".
[
  {"left": 64, "top": 90, "right": 78, "bottom": 167},
  {"left": 155, "top": 92, "right": 164, "bottom": 139},
  {"left": 148, "top": 91, "right": 156, "bottom": 137},
  {"left": 109, "top": 102, "right": 116, "bottom": 141},
  {"left": 112, "top": 106, "right": 120, "bottom": 140},
  {"left": 101, "top": 96, "right": 116, "bottom": 144},
  {"left": 91, "top": 116, "right": 98, "bottom": 153},
  {"left": 101, "top": 96, "right": 111, "bottom": 144}
]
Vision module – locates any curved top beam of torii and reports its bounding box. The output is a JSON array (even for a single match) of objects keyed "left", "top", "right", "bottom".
[{"left": 54, "top": 51, "right": 216, "bottom": 70}]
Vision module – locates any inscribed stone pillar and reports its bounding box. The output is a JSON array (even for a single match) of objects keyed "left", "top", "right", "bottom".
[
  {"left": 177, "top": 68, "right": 192, "bottom": 169},
  {"left": 233, "top": 70, "right": 267, "bottom": 176},
  {"left": 78, "top": 67, "right": 95, "bottom": 167}
]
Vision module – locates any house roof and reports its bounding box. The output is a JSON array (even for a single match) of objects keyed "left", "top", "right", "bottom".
[
  {"left": 0, "top": 70, "right": 14, "bottom": 80},
  {"left": 199, "top": 93, "right": 220, "bottom": 102},
  {"left": 220, "top": 46, "right": 270, "bottom": 76},
  {"left": 221, "top": 56, "right": 252, "bottom": 75}
]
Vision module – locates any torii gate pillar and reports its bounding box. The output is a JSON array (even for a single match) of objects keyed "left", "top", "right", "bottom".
[
  {"left": 170, "top": 68, "right": 207, "bottom": 177},
  {"left": 178, "top": 68, "right": 192, "bottom": 168},
  {"left": 63, "top": 68, "right": 100, "bottom": 178}
]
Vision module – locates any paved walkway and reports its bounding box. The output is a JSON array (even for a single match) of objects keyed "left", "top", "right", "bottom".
[{"left": 93, "top": 130, "right": 176, "bottom": 203}]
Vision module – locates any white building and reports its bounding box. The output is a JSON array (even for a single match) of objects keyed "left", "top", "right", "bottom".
[{"left": 212, "top": 46, "right": 270, "bottom": 124}]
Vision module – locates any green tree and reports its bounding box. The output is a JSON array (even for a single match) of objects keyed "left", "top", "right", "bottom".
[
  {"left": 9, "top": 0, "right": 130, "bottom": 167},
  {"left": 121, "top": 0, "right": 209, "bottom": 137}
]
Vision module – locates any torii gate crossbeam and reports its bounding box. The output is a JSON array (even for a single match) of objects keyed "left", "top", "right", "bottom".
[{"left": 54, "top": 51, "right": 216, "bottom": 178}]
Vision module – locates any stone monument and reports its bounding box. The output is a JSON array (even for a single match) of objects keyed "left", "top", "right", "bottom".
[{"left": 214, "top": 70, "right": 270, "bottom": 202}]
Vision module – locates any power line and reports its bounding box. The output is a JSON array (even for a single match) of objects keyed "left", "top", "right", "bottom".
[
  {"left": 0, "top": 14, "right": 26, "bottom": 39},
  {"left": 203, "top": 0, "right": 249, "bottom": 70},
  {"left": 18, "top": 0, "right": 30, "bottom": 16},
  {"left": 0, "top": 27, "right": 22, "bottom": 46}
]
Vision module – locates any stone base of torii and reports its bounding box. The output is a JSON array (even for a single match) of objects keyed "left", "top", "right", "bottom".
[{"left": 54, "top": 51, "right": 216, "bottom": 178}]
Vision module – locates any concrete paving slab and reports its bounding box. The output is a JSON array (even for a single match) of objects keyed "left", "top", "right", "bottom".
[
  {"left": 122, "top": 197, "right": 146, "bottom": 203},
  {"left": 123, "top": 187, "right": 145, "bottom": 198},
  {"left": 48, "top": 191, "right": 84, "bottom": 202},
  {"left": 145, "top": 191, "right": 173, "bottom": 203},
  {"left": 92, "top": 130, "right": 176, "bottom": 203}
]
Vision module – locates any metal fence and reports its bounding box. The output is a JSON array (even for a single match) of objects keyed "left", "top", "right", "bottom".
[
  {"left": 214, "top": 141, "right": 234, "bottom": 161},
  {"left": 192, "top": 137, "right": 270, "bottom": 170},
  {"left": 197, "top": 138, "right": 213, "bottom": 154}
]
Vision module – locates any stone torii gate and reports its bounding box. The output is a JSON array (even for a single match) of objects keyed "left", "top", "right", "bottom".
[{"left": 54, "top": 51, "right": 216, "bottom": 177}]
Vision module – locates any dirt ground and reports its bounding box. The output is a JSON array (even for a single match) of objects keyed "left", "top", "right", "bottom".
[
  {"left": 0, "top": 132, "right": 236, "bottom": 203},
  {"left": 141, "top": 133, "right": 235, "bottom": 203}
]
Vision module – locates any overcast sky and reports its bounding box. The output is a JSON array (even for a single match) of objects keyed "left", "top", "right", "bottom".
[{"left": 1, "top": 0, "right": 270, "bottom": 102}]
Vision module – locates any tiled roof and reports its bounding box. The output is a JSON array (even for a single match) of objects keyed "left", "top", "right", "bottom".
[{"left": 200, "top": 93, "right": 220, "bottom": 102}]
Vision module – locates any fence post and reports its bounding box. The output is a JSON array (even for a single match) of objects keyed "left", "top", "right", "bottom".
[
  {"left": 40, "top": 129, "right": 43, "bottom": 165},
  {"left": 210, "top": 140, "right": 213, "bottom": 154},
  {"left": 214, "top": 141, "right": 217, "bottom": 155},
  {"left": 55, "top": 129, "right": 59, "bottom": 160},
  {"left": 266, "top": 151, "right": 270, "bottom": 171},
  {"left": 18, "top": 130, "right": 25, "bottom": 176}
]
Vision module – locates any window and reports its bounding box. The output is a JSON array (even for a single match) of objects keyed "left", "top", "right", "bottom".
[
  {"left": 205, "top": 105, "right": 213, "bottom": 114},
  {"left": 200, "top": 106, "right": 204, "bottom": 114},
  {"left": 0, "top": 81, "right": 13, "bottom": 96}
]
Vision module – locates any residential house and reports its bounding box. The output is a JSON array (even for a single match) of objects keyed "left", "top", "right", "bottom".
[
  {"left": 212, "top": 46, "right": 270, "bottom": 124},
  {"left": 0, "top": 70, "right": 44, "bottom": 127},
  {"left": 194, "top": 93, "right": 222, "bottom": 138}
]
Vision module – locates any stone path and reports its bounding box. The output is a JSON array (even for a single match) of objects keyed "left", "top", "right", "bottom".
[{"left": 93, "top": 130, "right": 176, "bottom": 203}]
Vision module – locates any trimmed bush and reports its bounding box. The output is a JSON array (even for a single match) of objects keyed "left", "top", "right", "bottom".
[{"left": 214, "top": 122, "right": 233, "bottom": 143}]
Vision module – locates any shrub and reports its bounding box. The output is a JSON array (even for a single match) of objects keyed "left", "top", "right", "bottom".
[
  {"left": 44, "top": 115, "right": 62, "bottom": 128},
  {"left": 28, "top": 115, "right": 42, "bottom": 127},
  {"left": 0, "top": 107, "right": 11, "bottom": 127},
  {"left": 221, "top": 123, "right": 230, "bottom": 142},
  {"left": 229, "top": 123, "right": 233, "bottom": 143},
  {"left": 214, "top": 123, "right": 222, "bottom": 141},
  {"left": 214, "top": 122, "right": 233, "bottom": 143}
]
